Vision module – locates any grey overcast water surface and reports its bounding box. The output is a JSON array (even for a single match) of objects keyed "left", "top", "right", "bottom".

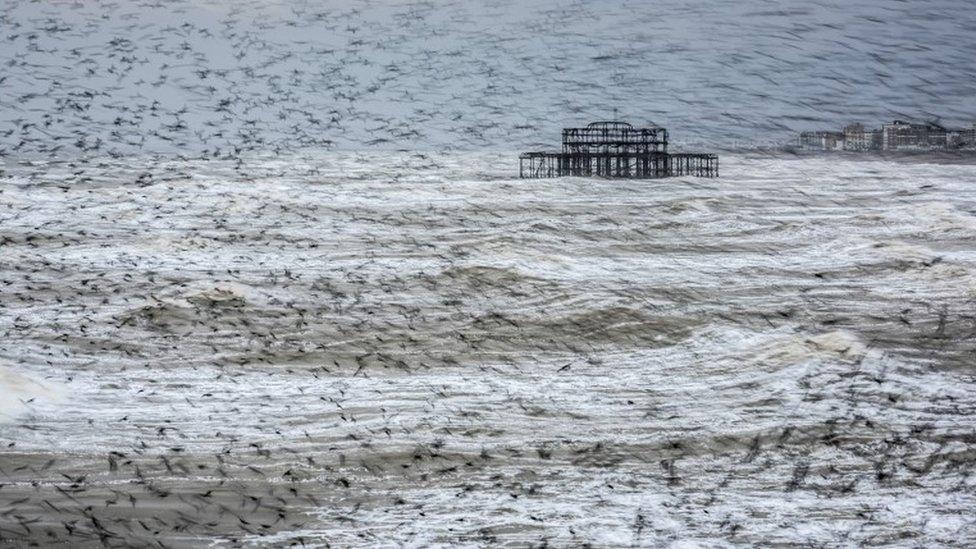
[
  {"left": 1, "top": 0, "right": 975, "bottom": 154},
  {"left": 2, "top": 153, "right": 976, "bottom": 546},
  {"left": 3, "top": 0, "right": 976, "bottom": 546}
]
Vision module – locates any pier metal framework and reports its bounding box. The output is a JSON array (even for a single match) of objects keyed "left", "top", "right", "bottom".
[{"left": 519, "top": 121, "right": 718, "bottom": 179}]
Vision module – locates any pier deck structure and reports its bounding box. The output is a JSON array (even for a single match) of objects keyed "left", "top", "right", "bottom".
[{"left": 519, "top": 121, "right": 718, "bottom": 179}]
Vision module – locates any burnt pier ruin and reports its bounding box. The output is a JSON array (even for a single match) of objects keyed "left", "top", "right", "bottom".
[{"left": 519, "top": 121, "right": 718, "bottom": 179}]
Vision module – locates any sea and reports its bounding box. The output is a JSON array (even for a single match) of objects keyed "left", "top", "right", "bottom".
[{"left": 2, "top": 0, "right": 976, "bottom": 546}]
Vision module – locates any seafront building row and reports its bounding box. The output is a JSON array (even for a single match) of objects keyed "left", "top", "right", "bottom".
[{"left": 797, "top": 121, "right": 976, "bottom": 152}]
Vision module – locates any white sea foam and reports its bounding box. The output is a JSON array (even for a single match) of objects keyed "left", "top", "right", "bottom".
[
  {"left": 0, "top": 363, "right": 62, "bottom": 423},
  {"left": 1, "top": 153, "right": 975, "bottom": 545}
]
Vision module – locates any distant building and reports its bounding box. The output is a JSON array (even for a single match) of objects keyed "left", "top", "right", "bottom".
[
  {"left": 947, "top": 124, "right": 976, "bottom": 149},
  {"left": 797, "top": 120, "right": 975, "bottom": 152},
  {"left": 798, "top": 131, "right": 844, "bottom": 151},
  {"left": 843, "top": 123, "right": 880, "bottom": 151},
  {"left": 881, "top": 120, "right": 948, "bottom": 151},
  {"left": 880, "top": 120, "right": 909, "bottom": 150},
  {"left": 947, "top": 128, "right": 968, "bottom": 149}
]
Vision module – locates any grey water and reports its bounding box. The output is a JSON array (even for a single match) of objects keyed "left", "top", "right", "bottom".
[
  {"left": 0, "top": 0, "right": 974, "bottom": 156},
  {"left": 2, "top": 0, "right": 976, "bottom": 547}
]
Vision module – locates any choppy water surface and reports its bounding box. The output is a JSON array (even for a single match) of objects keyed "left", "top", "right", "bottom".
[
  {"left": 2, "top": 0, "right": 975, "bottom": 154},
  {"left": 2, "top": 153, "right": 976, "bottom": 546}
]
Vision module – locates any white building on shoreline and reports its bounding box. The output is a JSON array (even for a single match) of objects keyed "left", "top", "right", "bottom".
[{"left": 798, "top": 120, "right": 975, "bottom": 152}]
